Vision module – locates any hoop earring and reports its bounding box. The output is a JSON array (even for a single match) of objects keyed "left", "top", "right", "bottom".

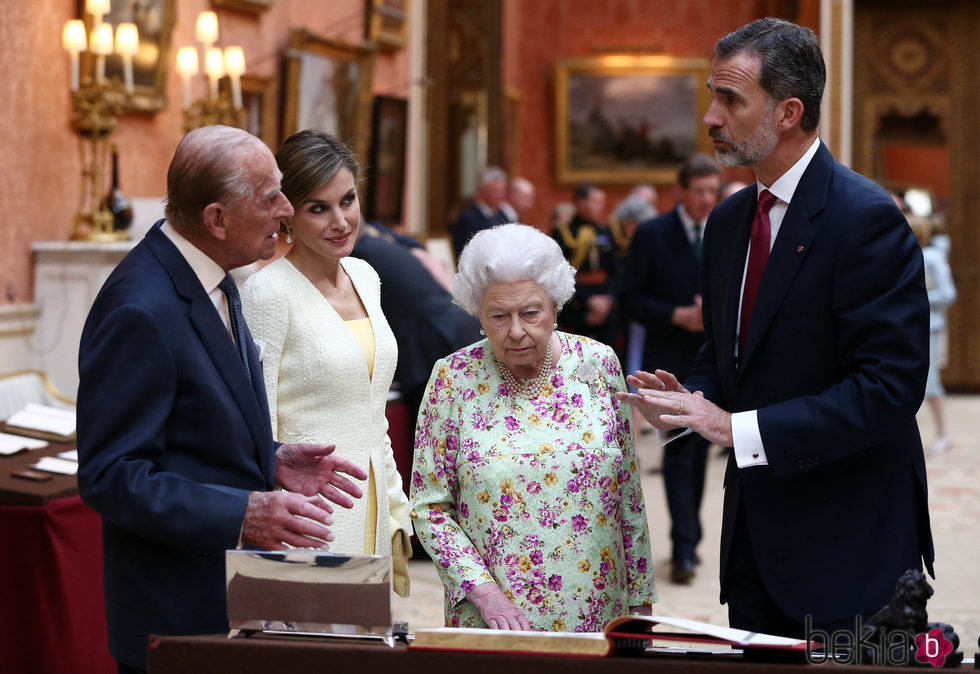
[{"left": 279, "top": 221, "right": 293, "bottom": 244}]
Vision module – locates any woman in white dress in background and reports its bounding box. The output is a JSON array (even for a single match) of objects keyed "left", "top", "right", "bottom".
[{"left": 243, "top": 130, "right": 411, "bottom": 595}]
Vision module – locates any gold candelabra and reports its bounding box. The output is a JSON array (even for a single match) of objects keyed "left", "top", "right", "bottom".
[
  {"left": 176, "top": 12, "right": 247, "bottom": 132},
  {"left": 63, "top": 0, "right": 137, "bottom": 241},
  {"left": 68, "top": 82, "right": 128, "bottom": 241}
]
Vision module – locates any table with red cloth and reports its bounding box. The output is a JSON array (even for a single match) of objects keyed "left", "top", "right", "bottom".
[
  {"left": 0, "top": 434, "right": 115, "bottom": 674},
  {"left": 0, "top": 398, "right": 414, "bottom": 673}
]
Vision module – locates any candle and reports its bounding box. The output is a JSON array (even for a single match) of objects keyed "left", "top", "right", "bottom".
[
  {"left": 223, "top": 47, "right": 246, "bottom": 110},
  {"left": 176, "top": 46, "right": 199, "bottom": 110},
  {"left": 204, "top": 47, "right": 224, "bottom": 101},
  {"left": 90, "top": 23, "right": 114, "bottom": 85},
  {"left": 196, "top": 11, "right": 219, "bottom": 49},
  {"left": 115, "top": 23, "right": 139, "bottom": 94},
  {"left": 85, "top": 0, "right": 111, "bottom": 25},
  {"left": 62, "top": 20, "right": 88, "bottom": 91}
]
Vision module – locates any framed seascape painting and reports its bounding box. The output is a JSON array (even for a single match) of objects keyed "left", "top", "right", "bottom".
[
  {"left": 282, "top": 29, "right": 376, "bottom": 161},
  {"left": 554, "top": 55, "right": 712, "bottom": 185}
]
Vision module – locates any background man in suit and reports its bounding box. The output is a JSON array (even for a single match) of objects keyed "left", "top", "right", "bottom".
[
  {"left": 620, "top": 19, "right": 933, "bottom": 638},
  {"left": 506, "top": 176, "right": 537, "bottom": 222},
  {"left": 553, "top": 182, "right": 620, "bottom": 348},
  {"left": 352, "top": 221, "right": 482, "bottom": 430},
  {"left": 450, "top": 166, "right": 510, "bottom": 260},
  {"left": 77, "top": 125, "right": 368, "bottom": 673},
  {"left": 620, "top": 154, "right": 722, "bottom": 584}
]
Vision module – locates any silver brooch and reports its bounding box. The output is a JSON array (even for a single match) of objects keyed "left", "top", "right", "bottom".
[{"left": 576, "top": 362, "right": 599, "bottom": 392}]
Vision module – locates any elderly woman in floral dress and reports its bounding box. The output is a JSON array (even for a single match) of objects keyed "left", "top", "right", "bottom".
[{"left": 410, "top": 223, "right": 656, "bottom": 632}]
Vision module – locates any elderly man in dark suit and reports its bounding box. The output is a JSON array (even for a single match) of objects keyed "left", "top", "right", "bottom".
[
  {"left": 620, "top": 19, "right": 933, "bottom": 638},
  {"left": 77, "top": 125, "right": 367, "bottom": 673},
  {"left": 450, "top": 166, "right": 510, "bottom": 260},
  {"left": 620, "top": 154, "right": 722, "bottom": 585}
]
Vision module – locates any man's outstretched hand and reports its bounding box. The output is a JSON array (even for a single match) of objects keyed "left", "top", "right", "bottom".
[{"left": 275, "top": 443, "right": 367, "bottom": 509}]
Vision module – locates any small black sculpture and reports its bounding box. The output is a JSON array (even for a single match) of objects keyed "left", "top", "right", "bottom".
[{"left": 859, "top": 569, "right": 962, "bottom": 667}]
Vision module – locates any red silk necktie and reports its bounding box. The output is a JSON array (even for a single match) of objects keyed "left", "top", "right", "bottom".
[{"left": 738, "top": 189, "right": 777, "bottom": 355}]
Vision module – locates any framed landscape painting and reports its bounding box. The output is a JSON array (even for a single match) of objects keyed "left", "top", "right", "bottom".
[
  {"left": 282, "top": 30, "right": 376, "bottom": 161},
  {"left": 554, "top": 55, "right": 712, "bottom": 185}
]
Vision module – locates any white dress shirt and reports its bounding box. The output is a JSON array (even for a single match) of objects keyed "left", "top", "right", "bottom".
[
  {"left": 160, "top": 220, "right": 232, "bottom": 335},
  {"left": 731, "top": 137, "right": 821, "bottom": 468},
  {"left": 676, "top": 203, "right": 706, "bottom": 248}
]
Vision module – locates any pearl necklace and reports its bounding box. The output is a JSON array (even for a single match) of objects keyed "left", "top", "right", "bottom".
[{"left": 497, "top": 339, "right": 554, "bottom": 399}]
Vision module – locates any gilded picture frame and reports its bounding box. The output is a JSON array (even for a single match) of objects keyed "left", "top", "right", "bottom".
[
  {"left": 282, "top": 30, "right": 376, "bottom": 162},
  {"left": 211, "top": 0, "right": 274, "bottom": 15},
  {"left": 366, "top": 0, "right": 409, "bottom": 50},
  {"left": 79, "top": 0, "right": 176, "bottom": 112},
  {"left": 365, "top": 96, "right": 408, "bottom": 226},
  {"left": 554, "top": 55, "right": 712, "bottom": 185}
]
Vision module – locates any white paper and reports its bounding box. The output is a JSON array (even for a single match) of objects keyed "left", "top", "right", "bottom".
[
  {"left": 31, "top": 456, "right": 79, "bottom": 475},
  {"left": 0, "top": 432, "right": 48, "bottom": 455},
  {"left": 6, "top": 404, "right": 76, "bottom": 437},
  {"left": 57, "top": 449, "right": 79, "bottom": 462}
]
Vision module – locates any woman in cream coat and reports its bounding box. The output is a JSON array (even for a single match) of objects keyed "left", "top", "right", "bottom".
[{"left": 243, "top": 130, "right": 411, "bottom": 595}]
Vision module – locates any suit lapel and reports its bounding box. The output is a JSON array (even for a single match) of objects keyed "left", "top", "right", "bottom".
[
  {"left": 738, "top": 144, "right": 832, "bottom": 372},
  {"left": 145, "top": 224, "right": 273, "bottom": 477},
  {"left": 720, "top": 197, "right": 754, "bottom": 382}
]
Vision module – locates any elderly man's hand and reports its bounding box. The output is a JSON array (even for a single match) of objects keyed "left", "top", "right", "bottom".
[
  {"left": 467, "top": 581, "right": 532, "bottom": 631},
  {"left": 241, "top": 490, "right": 335, "bottom": 551},
  {"left": 275, "top": 443, "right": 368, "bottom": 509}
]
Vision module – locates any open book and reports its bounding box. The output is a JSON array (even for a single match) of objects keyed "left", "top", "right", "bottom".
[
  {"left": 4, "top": 403, "right": 76, "bottom": 442},
  {"left": 410, "top": 615, "right": 812, "bottom": 658}
]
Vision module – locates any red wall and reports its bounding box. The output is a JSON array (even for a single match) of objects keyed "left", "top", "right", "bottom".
[
  {"left": 0, "top": 0, "right": 407, "bottom": 304},
  {"left": 504, "top": 0, "right": 764, "bottom": 230}
]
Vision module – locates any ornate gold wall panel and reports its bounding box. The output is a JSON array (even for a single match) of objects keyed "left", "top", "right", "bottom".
[
  {"left": 855, "top": 0, "right": 980, "bottom": 389},
  {"left": 425, "top": 0, "right": 503, "bottom": 237}
]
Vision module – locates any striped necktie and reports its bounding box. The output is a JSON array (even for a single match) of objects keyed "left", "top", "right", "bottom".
[{"left": 218, "top": 274, "right": 251, "bottom": 380}]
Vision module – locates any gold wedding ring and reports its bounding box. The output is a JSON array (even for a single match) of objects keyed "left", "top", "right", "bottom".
[{"left": 678, "top": 401, "right": 686, "bottom": 415}]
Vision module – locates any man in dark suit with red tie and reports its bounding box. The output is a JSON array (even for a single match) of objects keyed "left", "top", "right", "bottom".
[
  {"left": 620, "top": 19, "right": 933, "bottom": 638},
  {"left": 619, "top": 154, "right": 722, "bottom": 585},
  {"left": 77, "top": 126, "right": 367, "bottom": 673}
]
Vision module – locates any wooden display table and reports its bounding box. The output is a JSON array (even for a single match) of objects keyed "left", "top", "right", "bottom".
[{"left": 147, "top": 633, "right": 950, "bottom": 673}]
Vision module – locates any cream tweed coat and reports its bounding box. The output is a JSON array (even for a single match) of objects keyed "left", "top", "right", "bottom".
[{"left": 242, "top": 255, "right": 412, "bottom": 555}]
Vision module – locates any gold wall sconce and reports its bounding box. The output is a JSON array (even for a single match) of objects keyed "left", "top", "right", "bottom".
[
  {"left": 175, "top": 12, "right": 247, "bottom": 131},
  {"left": 62, "top": 0, "right": 137, "bottom": 241}
]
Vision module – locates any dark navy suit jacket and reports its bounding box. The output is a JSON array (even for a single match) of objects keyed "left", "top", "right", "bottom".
[
  {"left": 450, "top": 201, "right": 508, "bottom": 260},
  {"left": 687, "top": 142, "right": 935, "bottom": 623},
  {"left": 619, "top": 207, "right": 705, "bottom": 379},
  {"left": 77, "top": 223, "right": 276, "bottom": 669}
]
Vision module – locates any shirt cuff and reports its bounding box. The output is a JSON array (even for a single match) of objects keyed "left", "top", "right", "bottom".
[{"left": 731, "top": 410, "right": 768, "bottom": 467}]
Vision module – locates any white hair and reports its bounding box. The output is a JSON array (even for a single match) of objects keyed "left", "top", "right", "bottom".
[{"left": 453, "top": 223, "right": 576, "bottom": 316}]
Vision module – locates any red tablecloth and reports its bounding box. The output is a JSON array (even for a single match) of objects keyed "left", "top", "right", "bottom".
[{"left": 0, "top": 494, "right": 114, "bottom": 674}]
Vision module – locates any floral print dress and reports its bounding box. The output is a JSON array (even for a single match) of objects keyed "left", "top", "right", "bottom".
[{"left": 410, "top": 332, "right": 657, "bottom": 632}]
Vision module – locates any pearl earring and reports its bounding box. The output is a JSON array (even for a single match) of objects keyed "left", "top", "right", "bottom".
[
  {"left": 553, "top": 322, "right": 558, "bottom": 330},
  {"left": 279, "top": 221, "right": 293, "bottom": 244},
  {"left": 479, "top": 329, "right": 485, "bottom": 336}
]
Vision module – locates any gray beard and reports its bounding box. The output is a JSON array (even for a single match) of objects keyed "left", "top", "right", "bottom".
[{"left": 713, "top": 113, "right": 779, "bottom": 168}]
